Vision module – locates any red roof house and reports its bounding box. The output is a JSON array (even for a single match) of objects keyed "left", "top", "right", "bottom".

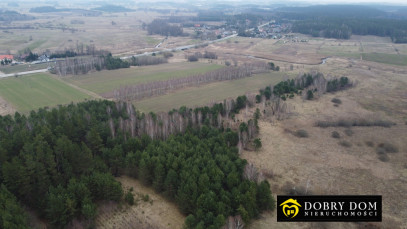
[{"left": 0, "top": 55, "right": 13, "bottom": 60}]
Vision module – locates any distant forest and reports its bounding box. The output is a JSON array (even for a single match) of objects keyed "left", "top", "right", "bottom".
[
  {"left": 92, "top": 5, "right": 134, "bottom": 13},
  {"left": 147, "top": 19, "right": 184, "bottom": 36},
  {"left": 277, "top": 5, "right": 407, "bottom": 43},
  {"left": 29, "top": 6, "right": 69, "bottom": 13},
  {"left": 0, "top": 10, "right": 35, "bottom": 21}
]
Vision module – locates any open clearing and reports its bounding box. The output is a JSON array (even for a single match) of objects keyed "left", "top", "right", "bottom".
[
  {"left": 64, "top": 62, "right": 223, "bottom": 94},
  {"left": 134, "top": 71, "right": 286, "bottom": 112},
  {"left": 202, "top": 35, "right": 407, "bottom": 67},
  {"left": 0, "top": 73, "right": 92, "bottom": 113},
  {"left": 95, "top": 176, "right": 185, "bottom": 229},
  {"left": 240, "top": 57, "right": 407, "bottom": 229}
]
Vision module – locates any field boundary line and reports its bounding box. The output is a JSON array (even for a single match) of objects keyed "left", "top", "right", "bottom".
[{"left": 51, "top": 74, "right": 106, "bottom": 100}]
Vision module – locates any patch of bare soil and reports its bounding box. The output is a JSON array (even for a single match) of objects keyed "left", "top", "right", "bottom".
[
  {"left": 95, "top": 176, "right": 185, "bottom": 229},
  {"left": 241, "top": 60, "right": 407, "bottom": 229},
  {"left": 0, "top": 95, "right": 15, "bottom": 116}
]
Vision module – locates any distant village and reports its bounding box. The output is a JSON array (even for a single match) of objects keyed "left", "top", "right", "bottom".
[
  {"left": 190, "top": 20, "right": 292, "bottom": 40},
  {"left": 0, "top": 53, "right": 50, "bottom": 66}
]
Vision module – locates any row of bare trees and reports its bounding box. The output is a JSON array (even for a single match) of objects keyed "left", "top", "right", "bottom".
[
  {"left": 113, "top": 63, "right": 268, "bottom": 101},
  {"left": 109, "top": 101, "right": 221, "bottom": 140},
  {"left": 53, "top": 56, "right": 105, "bottom": 76}
]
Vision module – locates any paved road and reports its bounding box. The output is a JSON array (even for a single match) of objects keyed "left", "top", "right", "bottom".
[
  {"left": 0, "top": 69, "right": 48, "bottom": 78},
  {"left": 121, "top": 34, "right": 238, "bottom": 60}
]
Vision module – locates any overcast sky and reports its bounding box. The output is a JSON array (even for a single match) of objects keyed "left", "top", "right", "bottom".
[
  {"left": 227, "top": 0, "right": 407, "bottom": 5},
  {"left": 302, "top": 0, "right": 407, "bottom": 4}
]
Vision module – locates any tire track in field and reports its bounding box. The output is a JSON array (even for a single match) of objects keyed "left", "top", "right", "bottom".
[{"left": 51, "top": 74, "right": 107, "bottom": 100}]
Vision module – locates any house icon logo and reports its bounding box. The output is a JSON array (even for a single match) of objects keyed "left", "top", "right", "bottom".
[{"left": 280, "top": 199, "right": 302, "bottom": 218}]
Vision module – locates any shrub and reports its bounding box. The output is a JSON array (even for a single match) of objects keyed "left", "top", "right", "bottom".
[
  {"left": 187, "top": 55, "right": 199, "bottom": 62},
  {"left": 254, "top": 138, "right": 262, "bottom": 151},
  {"left": 331, "top": 131, "right": 340, "bottom": 138},
  {"left": 331, "top": 98, "right": 342, "bottom": 104},
  {"left": 344, "top": 129, "right": 354, "bottom": 136},
  {"left": 262, "top": 169, "right": 274, "bottom": 179},
  {"left": 163, "top": 52, "right": 174, "bottom": 58},
  {"left": 203, "top": 51, "right": 217, "bottom": 59},
  {"left": 295, "top": 129, "right": 309, "bottom": 138},
  {"left": 378, "top": 154, "right": 389, "bottom": 162},
  {"left": 365, "top": 141, "right": 374, "bottom": 147},
  {"left": 376, "top": 147, "right": 386, "bottom": 155},
  {"left": 125, "top": 190, "right": 134, "bottom": 205},
  {"left": 339, "top": 140, "right": 352, "bottom": 147},
  {"left": 307, "top": 90, "right": 314, "bottom": 100},
  {"left": 316, "top": 119, "right": 395, "bottom": 128},
  {"left": 142, "top": 194, "right": 149, "bottom": 202},
  {"left": 377, "top": 143, "right": 398, "bottom": 153}
]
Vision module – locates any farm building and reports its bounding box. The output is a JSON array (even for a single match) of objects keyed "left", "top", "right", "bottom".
[{"left": 0, "top": 55, "right": 13, "bottom": 61}]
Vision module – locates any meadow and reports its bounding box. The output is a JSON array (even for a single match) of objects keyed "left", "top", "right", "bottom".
[
  {"left": 134, "top": 71, "right": 286, "bottom": 112},
  {"left": 212, "top": 35, "right": 407, "bottom": 66},
  {"left": 0, "top": 73, "right": 92, "bottom": 113},
  {"left": 64, "top": 62, "right": 223, "bottom": 94}
]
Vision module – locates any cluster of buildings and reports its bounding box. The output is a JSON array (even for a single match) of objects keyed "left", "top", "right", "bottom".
[
  {"left": 249, "top": 23, "right": 291, "bottom": 39},
  {"left": 191, "top": 21, "right": 291, "bottom": 40},
  {"left": 0, "top": 54, "right": 51, "bottom": 66},
  {"left": 0, "top": 55, "right": 14, "bottom": 66}
]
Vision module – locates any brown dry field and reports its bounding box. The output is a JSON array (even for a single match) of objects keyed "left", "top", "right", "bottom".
[
  {"left": 193, "top": 34, "right": 407, "bottom": 67},
  {"left": 95, "top": 176, "right": 185, "bottom": 229},
  {"left": 241, "top": 57, "right": 407, "bottom": 229},
  {"left": 0, "top": 11, "right": 196, "bottom": 56},
  {"left": 204, "top": 37, "right": 327, "bottom": 65}
]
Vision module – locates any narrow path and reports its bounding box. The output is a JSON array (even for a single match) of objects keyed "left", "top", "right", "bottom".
[
  {"left": 0, "top": 69, "right": 48, "bottom": 78},
  {"left": 51, "top": 75, "right": 106, "bottom": 100}
]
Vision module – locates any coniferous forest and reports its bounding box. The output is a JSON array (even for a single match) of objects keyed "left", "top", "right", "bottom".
[
  {"left": 0, "top": 99, "right": 274, "bottom": 228},
  {"left": 278, "top": 5, "right": 407, "bottom": 43}
]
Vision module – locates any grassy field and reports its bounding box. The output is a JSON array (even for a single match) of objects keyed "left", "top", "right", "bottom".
[
  {"left": 362, "top": 53, "right": 407, "bottom": 66},
  {"left": 0, "top": 63, "right": 51, "bottom": 74},
  {"left": 64, "top": 62, "right": 223, "bottom": 94},
  {"left": 0, "top": 73, "right": 92, "bottom": 113},
  {"left": 134, "top": 72, "right": 286, "bottom": 112}
]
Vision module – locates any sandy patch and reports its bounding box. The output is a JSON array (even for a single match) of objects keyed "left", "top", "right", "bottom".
[{"left": 95, "top": 176, "right": 185, "bottom": 229}]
